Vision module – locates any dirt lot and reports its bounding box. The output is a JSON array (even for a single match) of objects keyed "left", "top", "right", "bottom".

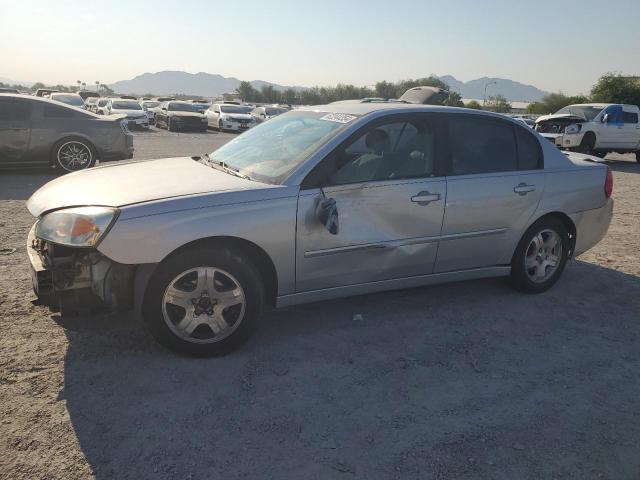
[{"left": 1, "top": 130, "right": 639, "bottom": 479}]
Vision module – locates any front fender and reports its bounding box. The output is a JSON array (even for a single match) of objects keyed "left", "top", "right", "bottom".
[{"left": 97, "top": 194, "right": 299, "bottom": 295}]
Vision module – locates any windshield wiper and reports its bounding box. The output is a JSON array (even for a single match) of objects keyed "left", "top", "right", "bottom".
[{"left": 202, "top": 153, "right": 252, "bottom": 180}]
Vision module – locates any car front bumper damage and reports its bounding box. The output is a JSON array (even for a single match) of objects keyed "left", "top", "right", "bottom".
[{"left": 27, "top": 223, "right": 135, "bottom": 311}]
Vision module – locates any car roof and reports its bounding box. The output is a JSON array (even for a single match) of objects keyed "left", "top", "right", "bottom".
[{"left": 296, "top": 102, "right": 512, "bottom": 119}]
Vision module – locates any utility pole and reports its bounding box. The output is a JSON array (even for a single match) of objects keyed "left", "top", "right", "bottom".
[{"left": 483, "top": 81, "right": 497, "bottom": 107}]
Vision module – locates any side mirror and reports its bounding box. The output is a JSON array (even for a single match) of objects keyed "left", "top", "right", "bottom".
[
  {"left": 315, "top": 195, "right": 339, "bottom": 235},
  {"left": 601, "top": 113, "right": 609, "bottom": 123}
]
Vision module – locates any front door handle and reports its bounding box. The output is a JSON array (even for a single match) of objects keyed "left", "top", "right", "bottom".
[
  {"left": 411, "top": 191, "right": 441, "bottom": 205},
  {"left": 514, "top": 183, "right": 536, "bottom": 195}
]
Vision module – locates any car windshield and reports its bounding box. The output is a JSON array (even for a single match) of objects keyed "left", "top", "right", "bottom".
[
  {"left": 555, "top": 105, "right": 603, "bottom": 121},
  {"left": 52, "top": 95, "right": 84, "bottom": 106},
  {"left": 220, "top": 105, "right": 252, "bottom": 114},
  {"left": 142, "top": 101, "right": 160, "bottom": 109},
  {"left": 168, "top": 103, "right": 201, "bottom": 112},
  {"left": 208, "top": 111, "right": 355, "bottom": 184},
  {"left": 265, "top": 107, "right": 286, "bottom": 116},
  {"left": 112, "top": 101, "right": 142, "bottom": 110}
]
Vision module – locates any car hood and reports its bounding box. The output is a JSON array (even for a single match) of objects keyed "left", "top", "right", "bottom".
[
  {"left": 535, "top": 113, "right": 586, "bottom": 124},
  {"left": 221, "top": 113, "right": 253, "bottom": 120},
  {"left": 111, "top": 109, "right": 146, "bottom": 117},
  {"left": 27, "top": 157, "right": 269, "bottom": 217},
  {"left": 169, "top": 111, "right": 205, "bottom": 117}
]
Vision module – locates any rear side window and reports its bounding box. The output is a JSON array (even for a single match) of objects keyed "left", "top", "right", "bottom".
[
  {"left": 0, "top": 99, "right": 32, "bottom": 120},
  {"left": 622, "top": 111, "right": 638, "bottom": 124},
  {"left": 515, "top": 127, "right": 542, "bottom": 170},
  {"left": 43, "top": 103, "right": 74, "bottom": 118},
  {"left": 447, "top": 116, "right": 517, "bottom": 175}
]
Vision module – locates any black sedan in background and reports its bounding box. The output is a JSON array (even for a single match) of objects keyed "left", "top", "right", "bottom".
[
  {"left": 155, "top": 101, "right": 208, "bottom": 132},
  {"left": 0, "top": 94, "right": 133, "bottom": 172}
]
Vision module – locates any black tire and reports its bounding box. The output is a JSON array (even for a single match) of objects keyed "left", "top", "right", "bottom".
[
  {"left": 52, "top": 137, "right": 97, "bottom": 172},
  {"left": 510, "top": 217, "right": 569, "bottom": 293},
  {"left": 636, "top": 151, "right": 640, "bottom": 164},
  {"left": 218, "top": 120, "right": 224, "bottom": 132},
  {"left": 142, "top": 246, "right": 265, "bottom": 357},
  {"left": 167, "top": 118, "right": 175, "bottom": 132},
  {"left": 577, "top": 132, "right": 596, "bottom": 155}
]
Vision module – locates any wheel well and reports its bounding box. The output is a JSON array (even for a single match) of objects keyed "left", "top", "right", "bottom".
[
  {"left": 165, "top": 236, "right": 279, "bottom": 306},
  {"left": 50, "top": 136, "right": 98, "bottom": 165},
  {"left": 532, "top": 212, "right": 577, "bottom": 258},
  {"left": 582, "top": 131, "right": 596, "bottom": 145}
]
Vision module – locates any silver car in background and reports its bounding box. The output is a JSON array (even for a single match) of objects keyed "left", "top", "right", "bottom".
[
  {"left": 26, "top": 102, "right": 613, "bottom": 356},
  {"left": 106, "top": 99, "right": 149, "bottom": 129}
]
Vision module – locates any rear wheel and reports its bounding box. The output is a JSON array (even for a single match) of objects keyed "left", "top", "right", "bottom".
[
  {"left": 53, "top": 138, "right": 96, "bottom": 172},
  {"left": 510, "top": 217, "right": 569, "bottom": 293},
  {"left": 143, "top": 246, "right": 265, "bottom": 356}
]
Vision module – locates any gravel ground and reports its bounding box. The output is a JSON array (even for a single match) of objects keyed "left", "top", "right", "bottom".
[{"left": 1, "top": 131, "right": 639, "bottom": 479}]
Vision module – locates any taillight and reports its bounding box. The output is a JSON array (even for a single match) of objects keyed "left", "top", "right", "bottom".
[{"left": 605, "top": 166, "right": 613, "bottom": 198}]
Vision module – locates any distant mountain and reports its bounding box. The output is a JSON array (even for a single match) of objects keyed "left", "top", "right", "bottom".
[
  {"left": 109, "top": 71, "right": 300, "bottom": 97},
  {"left": 439, "top": 75, "right": 548, "bottom": 102}
]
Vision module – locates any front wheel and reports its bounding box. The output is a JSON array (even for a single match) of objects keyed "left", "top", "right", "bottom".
[
  {"left": 577, "top": 132, "right": 596, "bottom": 155},
  {"left": 218, "top": 120, "right": 224, "bottom": 132},
  {"left": 167, "top": 118, "right": 175, "bottom": 132},
  {"left": 143, "top": 246, "right": 265, "bottom": 356},
  {"left": 510, "top": 217, "right": 569, "bottom": 293},
  {"left": 636, "top": 151, "right": 640, "bottom": 164}
]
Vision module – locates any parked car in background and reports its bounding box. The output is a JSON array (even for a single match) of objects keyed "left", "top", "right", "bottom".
[
  {"left": 205, "top": 103, "right": 255, "bottom": 131},
  {"left": 141, "top": 100, "right": 161, "bottom": 124},
  {"left": 119, "top": 95, "right": 138, "bottom": 100},
  {"left": 0, "top": 87, "right": 20, "bottom": 94},
  {"left": 94, "top": 98, "right": 110, "bottom": 115},
  {"left": 155, "top": 96, "right": 175, "bottom": 102},
  {"left": 106, "top": 99, "right": 149, "bottom": 129},
  {"left": 34, "top": 89, "right": 59, "bottom": 97},
  {"left": 155, "top": 101, "right": 208, "bottom": 132},
  {"left": 251, "top": 105, "right": 288, "bottom": 123},
  {"left": 535, "top": 103, "right": 640, "bottom": 162},
  {"left": 78, "top": 90, "right": 100, "bottom": 102},
  {"left": 0, "top": 93, "right": 133, "bottom": 171},
  {"left": 85, "top": 96, "right": 100, "bottom": 112},
  {"left": 49, "top": 93, "right": 86, "bottom": 109},
  {"left": 25, "top": 102, "right": 613, "bottom": 356}
]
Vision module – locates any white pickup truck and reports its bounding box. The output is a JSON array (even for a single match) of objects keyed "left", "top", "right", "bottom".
[{"left": 535, "top": 103, "right": 640, "bottom": 162}]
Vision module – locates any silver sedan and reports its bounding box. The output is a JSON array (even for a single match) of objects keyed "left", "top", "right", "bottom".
[{"left": 26, "top": 102, "right": 613, "bottom": 356}]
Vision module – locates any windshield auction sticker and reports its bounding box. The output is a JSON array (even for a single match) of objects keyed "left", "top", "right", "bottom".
[{"left": 320, "top": 113, "right": 357, "bottom": 123}]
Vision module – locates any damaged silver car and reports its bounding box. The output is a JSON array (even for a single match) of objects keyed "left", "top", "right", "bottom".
[{"left": 27, "top": 100, "right": 613, "bottom": 356}]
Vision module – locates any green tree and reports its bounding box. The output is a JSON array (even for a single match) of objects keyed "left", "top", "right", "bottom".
[
  {"left": 485, "top": 94, "right": 511, "bottom": 113},
  {"left": 236, "top": 81, "right": 259, "bottom": 102},
  {"left": 281, "top": 88, "right": 297, "bottom": 105},
  {"left": 591, "top": 72, "right": 640, "bottom": 105},
  {"left": 465, "top": 99, "right": 483, "bottom": 110},
  {"left": 375, "top": 81, "right": 396, "bottom": 99},
  {"left": 443, "top": 91, "right": 464, "bottom": 107}
]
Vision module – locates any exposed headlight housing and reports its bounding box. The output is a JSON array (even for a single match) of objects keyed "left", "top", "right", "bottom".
[
  {"left": 565, "top": 123, "right": 582, "bottom": 134},
  {"left": 35, "top": 206, "right": 118, "bottom": 247}
]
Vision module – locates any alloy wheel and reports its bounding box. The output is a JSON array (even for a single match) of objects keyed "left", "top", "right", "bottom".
[
  {"left": 57, "top": 141, "right": 92, "bottom": 171},
  {"left": 524, "top": 229, "right": 562, "bottom": 283},
  {"left": 162, "top": 267, "right": 246, "bottom": 344}
]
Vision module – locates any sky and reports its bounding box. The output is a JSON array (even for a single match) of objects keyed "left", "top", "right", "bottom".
[{"left": 1, "top": 0, "right": 639, "bottom": 94}]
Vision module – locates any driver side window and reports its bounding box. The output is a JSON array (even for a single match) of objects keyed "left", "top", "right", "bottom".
[{"left": 327, "top": 117, "right": 437, "bottom": 186}]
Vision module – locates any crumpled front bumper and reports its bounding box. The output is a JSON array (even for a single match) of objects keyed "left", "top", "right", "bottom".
[
  {"left": 27, "top": 223, "right": 135, "bottom": 310},
  {"left": 541, "top": 132, "right": 584, "bottom": 149}
]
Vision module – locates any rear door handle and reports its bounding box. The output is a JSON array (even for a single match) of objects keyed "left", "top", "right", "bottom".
[
  {"left": 514, "top": 183, "right": 536, "bottom": 195},
  {"left": 411, "top": 191, "right": 441, "bottom": 205}
]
